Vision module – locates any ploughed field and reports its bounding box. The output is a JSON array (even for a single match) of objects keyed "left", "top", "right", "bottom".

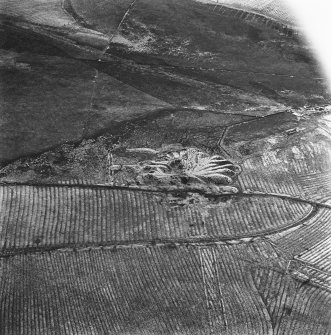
[
  {"left": 0, "top": 189, "right": 330, "bottom": 334},
  {"left": 1, "top": 245, "right": 330, "bottom": 334},
  {"left": 0, "top": 184, "right": 315, "bottom": 251},
  {"left": 1, "top": 0, "right": 331, "bottom": 334},
  {"left": 1, "top": 109, "right": 331, "bottom": 334}
]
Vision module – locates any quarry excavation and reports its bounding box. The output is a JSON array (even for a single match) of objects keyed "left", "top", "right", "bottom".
[
  {"left": 0, "top": 0, "right": 331, "bottom": 334},
  {"left": 109, "top": 147, "right": 241, "bottom": 190}
]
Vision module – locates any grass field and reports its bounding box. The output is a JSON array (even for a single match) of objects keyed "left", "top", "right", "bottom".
[{"left": 1, "top": 0, "right": 330, "bottom": 164}]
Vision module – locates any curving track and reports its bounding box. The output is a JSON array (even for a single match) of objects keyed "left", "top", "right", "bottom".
[
  {"left": 0, "top": 182, "right": 320, "bottom": 255},
  {"left": 1, "top": 0, "right": 331, "bottom": 333}
]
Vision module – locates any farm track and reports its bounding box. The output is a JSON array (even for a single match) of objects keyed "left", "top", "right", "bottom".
[
  {"left": 1, "top": 1, "right": 330, "bottom": 333},
  {"left": 0, "top": 182, "right": 325, "bottom": 258}
]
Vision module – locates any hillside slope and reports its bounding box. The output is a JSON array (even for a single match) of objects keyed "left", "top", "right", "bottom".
[{"left": 0, "top": 1, "right": 331, "bottom": 334}]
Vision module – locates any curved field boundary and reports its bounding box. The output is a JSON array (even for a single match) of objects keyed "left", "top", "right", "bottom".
[
  {"left": 252, "top": 267, "right": 331, "bottom": 334},
  {"left": 297, "top": 171, "right": 331, "bottom": 203},
  {"left": 64, "top": 0, "right": 297, "bottom": 37},
  {"left": 0, "top": 0, "right": 77, "bottom": 28},
  {"left": 296, "top": 236, "right": 331, "bottom": 273},
  {"left": 238, "top": 168, "right": 304, "bottom": 197},
  {"left": 273, "top": 206, "right": 331, "bottom": 255},
  {"left": 197, "top": 2, "right": 298, "bottom": 37},
  {"left": 0, "top": 183, "right": 319, "bottom": 257},
  {"left": 293, "top": 237, "right": 331, "bottom": 289}
]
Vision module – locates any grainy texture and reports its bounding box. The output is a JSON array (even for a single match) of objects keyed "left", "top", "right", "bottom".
[
  {"left": 1, "top": 0, "right": 331, "bottom": 333},
  {"left": 0, "top": 244, "right": 329, "bottom": 334},
  {"left": 0, "top": 185, "right": 314, "bottom": 251}
]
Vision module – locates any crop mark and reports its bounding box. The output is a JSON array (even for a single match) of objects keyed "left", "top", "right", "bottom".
[
  {"left": 244, "top": 239, "right": 331, "bottom": 295},
  {"left": 251, "top": 252, "right": 331, "bottom": 333},
  {"left": 199, "top": 247, "right": 227, "bottom": 333},
  {"left": 249, "top": 269, "right": 275, "bottom": 333}
]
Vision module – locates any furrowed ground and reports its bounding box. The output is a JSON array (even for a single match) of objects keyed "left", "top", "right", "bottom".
[{"left": 0, "top": 0, "right": 331, "bottom": 334}]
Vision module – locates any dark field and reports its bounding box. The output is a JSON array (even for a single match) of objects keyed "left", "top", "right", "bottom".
[{"left": 0, "top": 0, "right": 329, "bottom": 163}]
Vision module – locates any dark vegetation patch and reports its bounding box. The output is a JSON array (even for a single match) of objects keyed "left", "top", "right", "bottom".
[
  {"left": 67, "top": 0, "right": 135, "bottom": 34},
  {"left": 1, "top": 2, "right": 331, "bottom": 333},
  {"left": 0, "top": 26, "right": 68, "bottom": 57},
  {"left": 0, "top": 0, "right": 330, "bottom": 176},
  {"left": 0, "top": 108, "right": 248, "bottom": 183},
  {"left": 223, "top": 111, "right": 299, "bottom": 146},
  {"left": 63, "top": 0, "right": 95, "bottom": 29}
]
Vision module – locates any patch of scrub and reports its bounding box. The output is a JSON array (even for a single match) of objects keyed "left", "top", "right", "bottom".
[{"left": 112, "top": 34, "right": 155, "bottom": 53}]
